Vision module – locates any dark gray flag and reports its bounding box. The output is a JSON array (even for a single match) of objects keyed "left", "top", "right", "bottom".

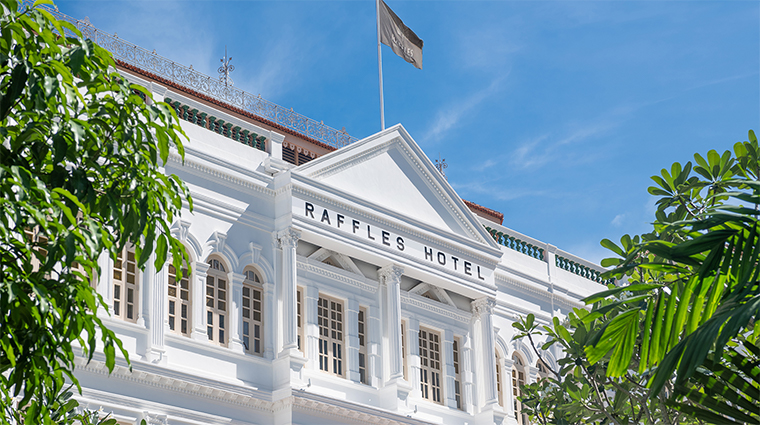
[{"left": 379, "top": 0, "right": 423, "bottom": 69}]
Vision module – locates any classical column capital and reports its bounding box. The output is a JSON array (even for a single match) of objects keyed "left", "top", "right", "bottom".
[
  {"left": 471, "top": 297, "right": 495, "bottom": 317},
  {"left": 378, "top": 264, "right": 404, "bottom": 285},
  {"left": 276, "top": 227, "right": 301, "bottom": 249}
]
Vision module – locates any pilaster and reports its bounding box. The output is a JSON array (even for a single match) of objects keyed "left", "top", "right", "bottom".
[
  {"left": 191, "top": 261, "right": 209, "bottom": 341},
  {"left": 443, "top": 328, "right": 458, "bottom": 409},
  {"left": 264, "top": 281, "right": 276, "bottom": 359},
  {"left": 305, "top": 285, "right": 320, "bottom": 368},
  {"left": 408, "top": 318, "right": 421, "bottom": 396},
  {"left": 276, "top": 227, "right": 301, "bottom": 355},
  {"left": 369, "top": 304, "right": 382, "bottom": 387},
  {"left": 472, "top": 297, "right": 498, "bottom": 409},
  {"left": 378, "top": 264, "right": 404, "bottom": 381},
  {"left": 503, "top": 358, "right": 517, "bottom": 420},
  {"left": 462, "top": 332, "right": 475, "bottom": 413},
  {"left": 229, "top": 272, "right": 245, "bottom": 353},
  {"left": 347, "top": 298, "right": 361, "bottom": 383}
]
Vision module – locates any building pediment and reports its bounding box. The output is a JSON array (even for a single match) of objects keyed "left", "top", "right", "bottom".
[{"left": 295, "top": 125, "right": 500, "bottom": 250}]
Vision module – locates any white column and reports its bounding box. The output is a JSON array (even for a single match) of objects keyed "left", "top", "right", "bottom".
[
  {"left": 472, "top": 297, "right": 498, "bottom": 408},
  {"left": 347, "top": 298, "right": 361, "bottom": 383},
  {"left": 503, "top": 358, "right": 516, "bottom": 419},
  {"left": 150, "top": 263, "right": 166, "bottom": 351},
  {"left": 97, "top": 251, "right": 112, "bottom": 316},
  {"left": 443, "top": 329, "right": 458, "bottom": 409},
  {"left": 264, "top": 281, "right": 276, "bottom": 359},
  {"left": 191, "top": 261, "right": 209, "bottom": 341},
  {"left": 230, "top": 272, "right": 245, "bottom": 353},
  {"left": 462, "top": 332, "right": 475, "bottom": 413},
  {"left": 369, "top": 304, "right": 382, "bottom": 387},
  {"left": 276, "top": 227, "right": 300, "bottom": 355},
  {"left": 306, "top": 286, "right": 320, "bottom": 367},
  {"left": 408, "top": 318, "right": 421, "bottom": 394},
  {"left": 136, "top": 253, "right": 153, "bottom": 328},
  {"left": 379, "top": 264, "right": 404, "bottom": 381}
]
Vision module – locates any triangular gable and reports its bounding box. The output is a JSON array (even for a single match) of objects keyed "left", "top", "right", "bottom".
[{"left": 295, "top": 124, "right": 499, "bottom": 248}]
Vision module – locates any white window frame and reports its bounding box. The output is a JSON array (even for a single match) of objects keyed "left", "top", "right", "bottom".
[
  {"left": 453, "top": 336, "right": 463, "bottom": 410},
  {"left": 297, "top": 287, "right": 304, "bottom": 353},
  {"left": 242, "top": 269, "right": 263, "bottom": 355},
  {"left": 496, "top": 350, "right": 504, "bottom": 408},
  {"left": 318, "top": 294, "right": 345, "bottom": 377},
  {"left": 24, "top": 227, "right": 48, "bottom": 274},
  {"left": 401, "top": 320, "right": 408, "bottom": 380},
  {"left": 113, "top": 244, "right": 139, "bottom": 323},
  {"left": 512, "top": 354, "right": 528, "bottom": 425},
  {"left": 358, "top": 306, "right": 369, "bottom": 385},
  {"left": 168, "top": 263, "right": 191, "bottom": 336},
  {"left": 206, "top": 258, "right": 228, "bottom": 346},
  {"left": 419, "top": 327, "right": 443, "bottom": 404}
]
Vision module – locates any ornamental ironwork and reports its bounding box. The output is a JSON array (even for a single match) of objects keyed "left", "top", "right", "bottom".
[
  {"left": 31, "top": 2, "right": 358, "bottom": 149},
  {"left": 218, "top": 46, "right": 234, "bottom": 88}
]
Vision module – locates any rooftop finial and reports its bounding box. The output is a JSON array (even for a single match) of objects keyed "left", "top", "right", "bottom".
[
  {"left": 435, "top": 154, "right": 448, "bottom": 180},
  {"left": 218, "top": 45, "right": 234, "bottom": 87}
]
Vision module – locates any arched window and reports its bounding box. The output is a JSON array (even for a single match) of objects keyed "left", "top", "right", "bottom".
[
  {"left": 538, "top": 358, "right": 551, "bottom": 381},
  {"left": 512, "top": 354, "right": 528, "bottom": 425},
  {"left": 113, "top": 244, "right": 138, "bottom": 323},
  {"left": 242, "top": 268, "right": 263, "bottom": 355},
  {"left": 168, "top": 262, "right": 191, "bottom": 336},
  {"left": 206, "top": 258, "right": 228, "bottom": 346},
  {"left": 495, "top": 350, "right": 504, "bottom": 407}
]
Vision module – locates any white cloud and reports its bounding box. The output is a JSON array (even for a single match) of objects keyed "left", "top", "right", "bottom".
[
  {"left": 510, "top": 120, "right": 617, "bottom": 170},
  {"left": 422, "top": 75, "right": 507, "bottom": 145},
  {"left": 611, "top": 214, "right": 625, "bottom": 227}
]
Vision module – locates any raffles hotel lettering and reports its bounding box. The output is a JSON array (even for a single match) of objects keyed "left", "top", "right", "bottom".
[{"left": 303, "top": 201, "right": 486, "bottom": 280}]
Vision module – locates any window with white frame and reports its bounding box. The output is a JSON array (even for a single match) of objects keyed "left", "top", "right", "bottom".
[
  {"left": 401, "top": 321, "right": 408, "bottom": 380},
  {"left": 24, "top": 227, "right": 48, "bottom": 273},
  {"left": 496, "top": 350, "right": 504, "bottom": 407},
  {"left": 453, "top": 337, "right": 463, "bottom": 410},
  {"left": 512, "top": 354, "right": 528, "bottom": 425},
  {"left": 242, "top": 269, "right": 263, "bottom": 355},
  {"left": 168, "top": 264, "right": 190, "bottom": 336},
  {"left": 419, "top": 327, "right": 443, "bottom": 404},
  {"left": 206, "top": 258, "right": 228, "bottom": 346},
  {"left": 113, "top": 245, "right": 138, "bottom": 322},
  {"left": 297, "top": 287, "right": 304, "bottom": 353},
  {"left": 358, "top": 307, "right": 368, "bottom": 384},
  {"left": 538, "top": 358, "right": 551, "bottom": 381},
  {"left": 318, "top": 295, "right": 344, "bottom": 377}
]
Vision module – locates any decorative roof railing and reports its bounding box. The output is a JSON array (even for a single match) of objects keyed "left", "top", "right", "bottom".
[
  {"left": 37, "top": 3, "right": 359, "bottom": 149},
  {"left": 485, "top": 224, "right": 614, "bottom": 285}
]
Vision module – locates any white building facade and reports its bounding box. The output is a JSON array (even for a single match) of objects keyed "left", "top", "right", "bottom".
[{"left": 63, "top": 12, "right": 611, "bottom": 425}]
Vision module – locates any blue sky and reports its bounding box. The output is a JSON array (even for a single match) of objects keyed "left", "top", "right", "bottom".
[{"left": 55, "top": 0, "right": 759, "bottom": 264}]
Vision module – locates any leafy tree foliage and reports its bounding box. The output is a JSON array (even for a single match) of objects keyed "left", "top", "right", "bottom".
[
  {"left": 513, "top": 312, "right": 697, "bottom": 425},
  {"left": 515, "top": 130, "right": 760, "bottom": 424},
  {"left": 0, "top": 0, "right": 191, "bottom": 422}
]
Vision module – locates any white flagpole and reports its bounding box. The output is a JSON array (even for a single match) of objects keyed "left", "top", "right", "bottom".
[{"left": 376, "top": 0, "right": 385, "bottom": 130}]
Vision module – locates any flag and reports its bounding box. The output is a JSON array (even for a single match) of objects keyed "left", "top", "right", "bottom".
[{"left": 378, "top": 0, "right": 423, "bottom": 70}]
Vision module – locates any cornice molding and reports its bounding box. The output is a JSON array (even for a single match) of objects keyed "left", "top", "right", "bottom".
[
  {"left": 292, "top": 392, "right": 434, "bottom": 425},
  {"left": 73, "top": 356, "right": 272, "bottom": 411},
  {"left": 494, "top": 273, "right": 584, "bottom": 310},
  {"left": 167, "top": 151, "right": 276, "bottom": 197}
]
